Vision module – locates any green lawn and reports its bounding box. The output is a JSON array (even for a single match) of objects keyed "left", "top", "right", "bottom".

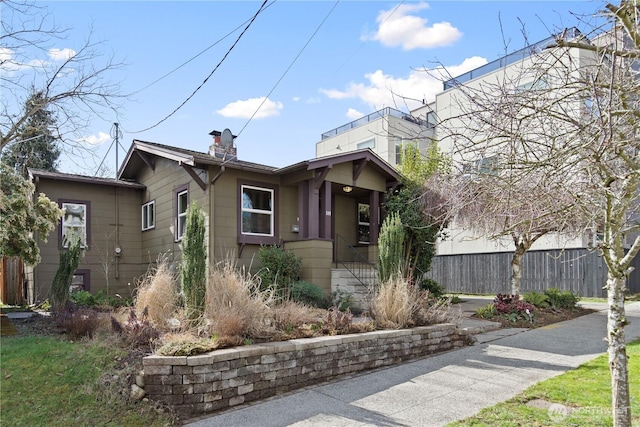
[
  {"left": 0, "top": 335, "right": 174, "bottom": 426},
  {"left": 448, "top": 339, "right": 640, "bottom": 426}
]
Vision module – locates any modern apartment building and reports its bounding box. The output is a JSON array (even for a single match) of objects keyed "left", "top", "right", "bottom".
[{"left": 317, "top": 29, "right": 640, "bottom": 296}]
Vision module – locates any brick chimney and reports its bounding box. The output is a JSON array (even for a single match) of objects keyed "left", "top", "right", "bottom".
[{"left": 208, "top": 129, "right": 237, "bottom": 160}]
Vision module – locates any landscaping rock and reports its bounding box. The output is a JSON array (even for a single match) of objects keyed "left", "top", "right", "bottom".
[{"left": 130, "top": 384, "right": 145, "bottom": 401}]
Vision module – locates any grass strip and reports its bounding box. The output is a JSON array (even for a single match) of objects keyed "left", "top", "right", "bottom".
[
  {"left": 0, "top": 335, "right": 173, "bottom": 426},
  {"left": 448, "top": 339, "right": 640, "bottom": 426}
]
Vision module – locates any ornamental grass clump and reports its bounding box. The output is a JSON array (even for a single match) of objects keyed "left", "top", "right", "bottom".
[
  {"left": 370, "top": 275, "right": 419, "bottom": 329},
  {"left": 134, "top": 257, "right": 180, "bottom": 331},
  {"left": 204, "top": 259, "right": 274, "bottom": 340}
]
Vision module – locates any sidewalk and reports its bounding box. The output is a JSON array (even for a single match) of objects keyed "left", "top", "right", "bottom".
[{"left": 184, "top": 300, "right": 640, "bottom": 426}]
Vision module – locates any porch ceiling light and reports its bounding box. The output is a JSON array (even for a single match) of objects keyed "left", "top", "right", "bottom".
[{"left": 343, "top": 185, "right": 353, "bottom": 193}]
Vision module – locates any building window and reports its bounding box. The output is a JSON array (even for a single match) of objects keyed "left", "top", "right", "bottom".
[
  {"left": 463, "top": 155, "right": 499, "bottom": 178},
  {"left": 141, "top": 200, "right": 155, "bottom": 231},
  {"left": 61, "top": 202, "right": 89, "bottom": 248},
  {"left": 69, "top": 269, "right": 90, "bottom": 293},
  {"left": 358, "top": 203, "right": 370, "bottom": 244},
  {"left": 175, "top": 188, "right": 188, "bottom": 241},
  {"left": 241, "top": 185, "right": 274, "bottom": 236},
  {"left": 357, "top": 139, "right": 375, "bottom": 150}
]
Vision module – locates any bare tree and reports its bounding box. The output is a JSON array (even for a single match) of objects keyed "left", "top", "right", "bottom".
[
  {"left": 1, "top": 0, "right": 124, "bottom": 156},
  {"left": 433, "top": 2, "right": 639, "bottom": 425},
  {"left": 447, "top": 167, "right": 583, "bottom": 295}
]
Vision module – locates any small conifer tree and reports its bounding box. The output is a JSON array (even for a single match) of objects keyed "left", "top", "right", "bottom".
[
  {"left": 50, "top": 238, "right": 83, "bottom": 312},
  {"left": 377, "top": 211, "right": 406, "bottom": 283},
  {"left": 180, "top": 202, "right": 207, "bottom": 320}
]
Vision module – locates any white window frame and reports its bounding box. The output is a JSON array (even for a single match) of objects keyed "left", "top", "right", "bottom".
[
  {"left": 141, "top": 200, "right": 155, "bottom": 231},
  {"left": 61, "top": 202, "right": 87, "bottom": 248},
  {"left": 358, "top": 203, "right": 370, "bottom": 245},
  {"left": 241, "top": 185, "right": 274, "bottom": 237},
  {"left": 357, "top": 138, "right": 375, "bottom": 150},
  {"left": 176, "top": 189, "right": 188, "bottom": 241}
]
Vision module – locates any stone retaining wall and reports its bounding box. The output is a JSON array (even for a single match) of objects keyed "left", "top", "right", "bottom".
[{"left": 142, "top": 323, "right": 468, "bottom": 417}]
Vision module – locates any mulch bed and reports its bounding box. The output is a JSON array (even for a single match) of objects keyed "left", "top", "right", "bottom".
[{"left": 475, "top": 307, "right": 596, "bottom": 329}]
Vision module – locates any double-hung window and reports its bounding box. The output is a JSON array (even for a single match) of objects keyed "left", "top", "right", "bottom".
[
  {"left": 241, "top": 185, "right": 274, "bottom": 236},
  {"left": 176, "top": 188, "right": 188, "bottom": 241},
  {"left": 61, "top": 202, "right": 88, "bottom": 248},
  {"left": 142, "top": 200, "right": 155, "bottom": 231}
]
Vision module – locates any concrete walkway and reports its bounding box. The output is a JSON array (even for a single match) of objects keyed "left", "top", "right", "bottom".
[{"left": 184, "top": 300, "right": 640, "bottom": 427}]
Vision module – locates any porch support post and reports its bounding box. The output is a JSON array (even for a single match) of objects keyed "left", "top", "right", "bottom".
[
  {"left": 370, "top": 190, "right": 380, "bottom": 243},
  {"left": 320, "top": 180, "right": 332, "bottom": 239},
  {"left": 307, "top": 180, "right": 320, "bottom": 239},
  {"left": 298, "top": 182, "right": 308, "bottom": 238}
]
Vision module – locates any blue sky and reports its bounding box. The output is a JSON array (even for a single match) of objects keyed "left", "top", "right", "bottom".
[{"left": 18, "top": 1, "right": 600, "bottom": 174}]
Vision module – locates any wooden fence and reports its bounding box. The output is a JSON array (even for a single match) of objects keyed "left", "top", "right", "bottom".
[
  {"left": 0, "top": 256, "right": 25, "bottom": 305},
  {"left": 427, "top": 248, "right": 640, "bottom": 298}
]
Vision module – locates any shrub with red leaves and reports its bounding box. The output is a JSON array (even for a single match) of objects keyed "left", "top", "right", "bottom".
[{"left": 493, "top": 294, "right": 535, "bottom": 316}]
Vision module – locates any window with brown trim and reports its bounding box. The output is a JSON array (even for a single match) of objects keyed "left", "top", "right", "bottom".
[
  {"left": 174, "top": 185, "right": 188, "bottom": 241},
  {"left": 358, "top": 203, "right": 370, "bottom": 244},
  {"left": 142, "top": 200, "right": 155, "bottom": 231},
  {"left": 59, "top": 200, "right": 90, "bottom": 249},
  {"left": 238, "top": 180, "right": 279, "bottom": 245},
  {"left": 70, "top": 269, "right": 91, "bottom": 293}
]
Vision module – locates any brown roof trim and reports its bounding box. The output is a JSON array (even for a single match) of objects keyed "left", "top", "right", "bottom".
[
  {"left": 118, "top": 141, "right": 400, "bottom": 183},
  {"left": 119, "top": 140, "right": 278, "bottom": 180},
  {"left": 276, "top": 149, "right": 400, "bottom": 181},
  {"left": 30, "top": 169, "right": 146, "bottom": 189}
]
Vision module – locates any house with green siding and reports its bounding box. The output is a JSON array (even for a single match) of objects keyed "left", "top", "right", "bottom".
[{"left": 27, "top": 131, "right": 399, "bottom": 303}]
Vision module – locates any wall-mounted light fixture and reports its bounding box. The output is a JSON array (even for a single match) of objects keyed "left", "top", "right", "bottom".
[{"left": 343, "top": 185, "right": 353, "bottom": 193}]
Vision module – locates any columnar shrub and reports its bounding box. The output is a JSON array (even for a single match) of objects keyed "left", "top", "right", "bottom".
[
  {"left": 180, "top": 202, "right": 206, "bottom": 320},
  {"left": 377, "top": 211, "right": 406, "bottom": 283},
  {"left": 50, "top": 238, "right": 83, "bottom": 312}
]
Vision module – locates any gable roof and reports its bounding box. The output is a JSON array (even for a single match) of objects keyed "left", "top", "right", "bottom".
[
  {"left": 119, "top": 140, "right": 278, "bottom": 180},
  {"left": 278, "top": 148, "right": 400, "bottom": 181},
  {"left": 119, "top": 140, "right": 401, "bottom": 183}
]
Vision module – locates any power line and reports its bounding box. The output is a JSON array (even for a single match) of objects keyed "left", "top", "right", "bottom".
[
  {"left": 237, "top": 0, "right": 340, "bottom": 138},
  {"left": 131, "top": 0, "right": 270, "bottom": 134},
  {"left": 130, "top": 1, "right": 276, "bottom": 96}
]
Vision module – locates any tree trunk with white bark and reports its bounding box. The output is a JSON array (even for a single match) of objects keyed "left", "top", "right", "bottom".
[{"left": 606, "top": 274, "right": 631, "bottom": 427}]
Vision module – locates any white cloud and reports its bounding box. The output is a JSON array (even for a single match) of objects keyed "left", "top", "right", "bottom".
[
  {"left": 82, "top": 131, "right": 111, "bottom": 146},
  {"left": 216, "top": 97, "right": 283, "bottom": 119},
  {"left": 364, "top": 2, "right": 462, "bottom": 50},
  {"left": 292, "top": 96, "right": 300, "bottom": 102},
  {"left": 48, "top": 48, "right": 76, "bottom": 61},
  {"left": 346, "top": 108, "right": 364, "bottom": 120},
  {"left": 320, "top": 56, "right": 487, "bottom": 111},
  {"left": 306, "top": 97, "right": 321, "bottom": 104}
]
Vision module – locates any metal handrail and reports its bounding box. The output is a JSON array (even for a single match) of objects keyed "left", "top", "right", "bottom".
[{"left": 334, "top": 234, "right": 377, "bottom": 288}]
